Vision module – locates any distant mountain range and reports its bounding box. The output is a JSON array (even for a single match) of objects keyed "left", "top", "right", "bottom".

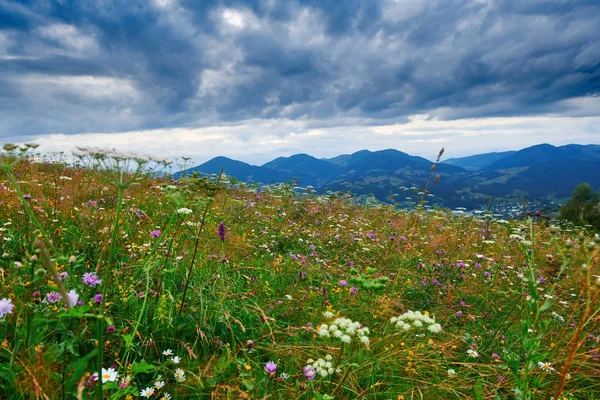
[{"left": 176, "top": 144, "right": 600, "bottom": 208}]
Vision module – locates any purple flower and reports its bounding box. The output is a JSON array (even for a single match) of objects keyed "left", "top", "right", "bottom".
[
  {"left": 0, "top": 298, "right": 14, "bottom": 318},
  {"left": 82, "top": 272, "right": 102, "bottom": 287},
  {"left": 217, "top": 222, "right": 226, "bottom": 241},
  {"left": 349, "top": 286, "right": 358, "bottom": 296},
  {"left": 107, "top": 325, "right": 116, "bottom": 334},
  {"left": 67, "top": 290, "right": 79, "bottom": 307},
  {"left": 339, "top": 280, "right": 348, "bottom": 287},
  {"left": 93, "top": 293, "right": 103, "bottom": 304},
  {"left": 265, "top": 361, "right": 277, "bottom": 375},
  {"left": 492, "top": 353, "right": 500, "bottom": 361},
  {"left": 150, "top": 230, "right": 161, "bottom": 238},
  {"left": 455, "top": 311, "right": 463, "bottom": 318},
  {"left": 303, "top": 366, "right": 316, "bottom": 381},
  {"left": 45, "top": 291, "right": 62, "bottom": 304},
  {"left": 23, "top": 194, "right": 31, "bottom": 200}
]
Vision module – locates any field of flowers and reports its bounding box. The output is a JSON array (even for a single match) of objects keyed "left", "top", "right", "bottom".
[{"left": 0, "top": 145, "right": 599, "bottom": 399}]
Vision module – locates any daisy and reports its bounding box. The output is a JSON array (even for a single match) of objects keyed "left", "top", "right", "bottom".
[
  {"left": 174, "top": 368, "right": 186, "bottom": 382},
  {"left": 140, "top": 387, "right": 155, "bottom": 397},
  {"left": 171, "top": 356, "right": 181, "bottom": 364},
  {"left": 162, "top": 349, "right": 173, "bottom": 356},
  {"left": 101, "top": 367, "right": 118, "bottom": 383},
  {"left": 467, "top": 349, "right": 479, "bottom": 358},
  {"left": 154, "top": 380, "right": 165, "bottom": 389}
]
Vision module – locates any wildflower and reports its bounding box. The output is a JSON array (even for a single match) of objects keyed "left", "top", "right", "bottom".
[
  {"left": 176, "top": 208, "right": 193, "bottom": 215},
  {"left": 45, "top": 292, "right": 62, "bottom": 304},
  {"left": 106, "top": 325, "right": 115, "bottom": 334},
  {"left": 151, "top": 230, "right": 161, "bottom": 238},
  {"left": 339, "top": 280, "right": 348, "bottom": 287},
  {"left": 174, "top": 368, "right": 186, "bottom": 382},
  {"left": 23, "top": 194, "right": 31, "bottom": 200},
  {"left": 119, "top": 375, "right": 132, "bottom": 389},
  {"left": 322, "top": 311, "right": 335, "bottom": 319},
  {"left": 217, "top": 222, "right": 226, "bottom": 241},
  {"left": 171, "top": 356, "right": 181, "bottom": 364},
  {"left": 467, "top": 349, "right": 479, "bottom": 358},
  {"left": 67, "top": 289, "right": 79, "bottom": 307},
  {"left": 349, "top": 286, "right": 358, "bottom": 295},
  {"left": 303, "top": 365, "right": 316, "bottom": 381},
  {"left": 82, "top": 272, "right": 102, "bottom": 287},
  {"left": 140, "top": 387, "right": 155, "bottom": 397},
  {"left": 154, "top": 380, "right": 165, "bottom": 389},
  {"left": 0, "top": 298, "right": 14, "bottom": 318},
  {"left": 162, "top": 349, "right": 173, "bottom": 356},
  {"left": 265, "top": 361, "right": 277, "bottom": 375},
  {"left": 538, "top": 361, "right": 555, "bottom": 373},
  {"left": 101, "top": 367, "right": 118, "bottom": 383},
  {"left": 93, "top": 293, "right": 103, "bottom": 304},
  {"left": 158, "top": 395, "right": 171, "bottom": 400},
  {"left": 447, "top": 369, "right": 456, "bottom": 377}
]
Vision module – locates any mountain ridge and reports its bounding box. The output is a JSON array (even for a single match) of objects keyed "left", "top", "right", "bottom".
[{"left": 177, "top": 144, "right": 600, "bottom": 208}]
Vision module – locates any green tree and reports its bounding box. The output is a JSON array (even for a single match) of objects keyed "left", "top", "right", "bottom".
[{"left": 560, "top": 183, "right": 600, "bottom": 229}]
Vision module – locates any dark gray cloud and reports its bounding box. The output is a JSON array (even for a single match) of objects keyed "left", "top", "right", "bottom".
[{"left": 0, "top": 0, "right": 599, "bottom": 140}]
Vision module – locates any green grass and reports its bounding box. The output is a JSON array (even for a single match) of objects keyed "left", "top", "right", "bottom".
[{"left": 0, "top": 147, "right": 598, "bottom": 399}]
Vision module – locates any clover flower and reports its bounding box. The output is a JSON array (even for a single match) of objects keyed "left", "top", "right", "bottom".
[
  {"left": 265, "top": 361, "right": 277, "bottom": 376},
  {"left": 390, "top": 310, "right": 442, "bottom": 333}
]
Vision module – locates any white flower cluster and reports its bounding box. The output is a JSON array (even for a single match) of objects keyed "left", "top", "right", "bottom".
[
  {"left": 305, "top": 354, "right": 341, "bottom": 378},
  {"left": 318, "top": 317, "right": 370, "bottom": 344},
  {"left": 390, "top": 310, "right": 442, "bottom": 333}
]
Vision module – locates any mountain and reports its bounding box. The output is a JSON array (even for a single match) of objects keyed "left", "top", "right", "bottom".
[
  {"left": 484, "top": 144, "right": 600, "bottom": 170},
  {"left": 262, "top": 154, "right": 343, "bottom": 186},
  {"left": 176, "top": 156, "right": 292, "bottom": 183},
  {"left": 324, "top": 149, "right": 465, "bottom": 174},
  {"left": 442, "top": 151, "right": 516, "bottom": 170},
  {"left": 176, "top": 144, "right": 600, "bottom": 209}
]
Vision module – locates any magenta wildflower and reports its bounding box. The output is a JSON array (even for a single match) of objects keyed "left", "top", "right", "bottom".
[
  {"left": 93, "top": 293, "right": 103, "bottom": 304},
  {"left": 265, "top": 361, "right": 277, "bottom": 375},
  {"left": 83, "top": 272, "right": 102, "bottom": 287},
  {"left": 150, "top": 230, "right": 161, "bottom": 238},
  {"left": 339, "top": 280, "right": 348, "bottom": 287},
  {"left": 349, "top": 286, "right": 358, "bottom": 296},
  {"left": 23, "top": 194, "right": 31, "bottom": 200},
  {"left": 107, "top": 325, "right": 116, "bottom": 334},
  {"left": 45, "top": 291, "right": 62, "bottom": 304},
  {"left": 217, "top": 222, "right": 226, "bottom": 241}
]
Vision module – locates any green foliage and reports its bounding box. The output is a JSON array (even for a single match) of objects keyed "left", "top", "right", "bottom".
[
  {"left": 0, "top": 151, "right": 599, "bottom": 399},
  {"left": 560, "top": 183, "right": 600, "bottom": 229}
]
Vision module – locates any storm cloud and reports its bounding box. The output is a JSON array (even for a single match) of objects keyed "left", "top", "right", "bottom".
[{"left": 0, "top": 0, "right": 598, "bottom": 161}]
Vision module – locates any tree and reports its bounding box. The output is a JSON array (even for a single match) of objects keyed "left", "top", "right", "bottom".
[{"left": 560, "top": 183, "right": 600, "bottom": 229}]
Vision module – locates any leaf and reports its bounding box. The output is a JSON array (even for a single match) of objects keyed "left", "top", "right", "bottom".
[
  {"left": 131, "top": 359, "right": 156, "bottom": 374},
  {"left": 473, "top": 378, "right": 485, "bottom": 400}
]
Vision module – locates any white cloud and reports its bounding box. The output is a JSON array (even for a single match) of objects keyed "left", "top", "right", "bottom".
[
  {"left": 24, "top": 104, "right": 600, "bottom": 167},
  {"left": 37, "top": 24, "right": 98, "bottom": 55}
]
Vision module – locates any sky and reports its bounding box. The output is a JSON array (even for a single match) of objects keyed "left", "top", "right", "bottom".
[{"left": 1, "top": 0, "right": 599, "bottom": 165}]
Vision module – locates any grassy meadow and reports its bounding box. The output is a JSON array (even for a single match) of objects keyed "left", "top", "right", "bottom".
[{"left": 0, "top": 146, "right": 599, "bottom": 399}]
